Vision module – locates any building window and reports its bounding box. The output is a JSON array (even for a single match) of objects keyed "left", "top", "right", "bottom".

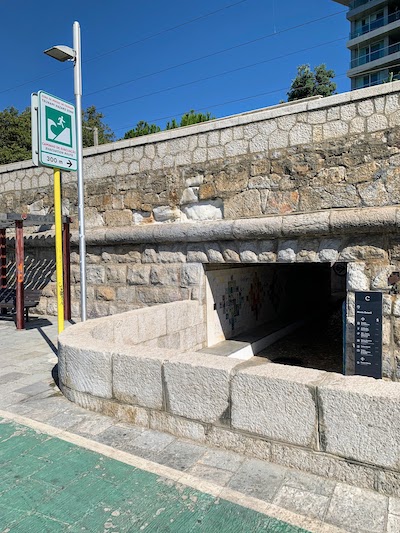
[
  {"left": 353, "top": 69, "right": 388, "bottom": 89},
  {"left": 351, "top": 9, "right": 384, "bottom": 38},
  {"left": 351, "top": 40, "right": 385, "bottom": 67}
]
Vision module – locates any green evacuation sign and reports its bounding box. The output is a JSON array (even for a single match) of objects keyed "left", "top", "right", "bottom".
[
  {"left": 45, "top": 106, "right": 72, "bottom": 146},
  {"left": 38, "top": 90, "right": 77, "bottom": 171}
]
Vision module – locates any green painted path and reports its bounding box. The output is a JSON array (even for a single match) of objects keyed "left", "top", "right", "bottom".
[{"left": 0, "top": 418, "right": 309, "bottom": 533}]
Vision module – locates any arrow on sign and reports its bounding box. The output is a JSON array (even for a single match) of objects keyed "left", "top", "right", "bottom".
[{"left": 67, "top": 160, "right": 72, "bottom": 168}]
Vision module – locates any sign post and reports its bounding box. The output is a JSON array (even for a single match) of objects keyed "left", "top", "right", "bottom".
[
  {"left": 43, "top": 22, "right": 87, "bottom": 323},
  {"left": 31, "top": 91, "right": 77, "bottom": 334},
  {"left": 53, "top": 168, "right": 64, "bottom": 334},
  {"left": 355, "top": 291, "right": 383, "bottom": 379}
]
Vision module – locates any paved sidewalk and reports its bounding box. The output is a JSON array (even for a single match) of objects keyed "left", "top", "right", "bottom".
[
  {"left": 0, "top": 315, "right": 398, "bottom": 532},
  {"left": 0, "top": 416, "right": 306, "bottom": 532}
]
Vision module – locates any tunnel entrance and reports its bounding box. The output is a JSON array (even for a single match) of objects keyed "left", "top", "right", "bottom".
[{"left": 204, "top": 262, "right": 347, "bottom": 373}]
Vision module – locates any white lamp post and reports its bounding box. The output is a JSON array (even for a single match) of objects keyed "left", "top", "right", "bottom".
[{"left": 44, "top": 21, "right": 87, "bottom": 322}]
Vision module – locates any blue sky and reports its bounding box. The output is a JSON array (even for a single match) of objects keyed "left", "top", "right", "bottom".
[{"left": 1, "top": 0, "right": 349, "bottom": 140}]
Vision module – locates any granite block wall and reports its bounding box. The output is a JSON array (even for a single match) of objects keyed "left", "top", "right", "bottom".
[
  {"left": 2, "top": 84, "right": 400, "bottom": 378},
  {"left": 1, "top": 84, "right": 400, "bottom": 226}
]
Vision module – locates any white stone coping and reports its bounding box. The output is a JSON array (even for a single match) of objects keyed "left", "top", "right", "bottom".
[
  {"left": 73, "top": 206, "right": 399, "bottom": 246},
  {"left": 59, "top": 301, "right": 400, "bottom": 473},
  {"left": 20, "top": 206, "right": 400, "bottom": 247},
  {"left": 1, "top": 81, "right": 400, "bottom": 174}
]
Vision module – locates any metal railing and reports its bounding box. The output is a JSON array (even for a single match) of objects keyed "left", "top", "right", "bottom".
[
  {"left": 350, "top": 11, "right": 400, "bottom": 39},
  {"left": 355, "top": 72, "right": 400, "bottom": 88},
  {"left": 349, "top": 0, "right": 382, "bottom": 9},
  {"left": 350, "top": 41, "right": 400, "bottom": 68}
]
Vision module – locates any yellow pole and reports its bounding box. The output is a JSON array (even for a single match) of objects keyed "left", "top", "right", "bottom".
[{"left": 53, "top": 168, "right": 64, "bottom": 334}]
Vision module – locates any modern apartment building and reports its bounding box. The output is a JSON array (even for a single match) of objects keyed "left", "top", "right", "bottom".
[{"left": 333, "top": 0, "right": 400, "bottom": 89}]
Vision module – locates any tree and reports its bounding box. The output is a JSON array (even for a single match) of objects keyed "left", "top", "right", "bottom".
[
  {"left": 122, "top": 110, "right": 215, "bottom": 139},
  {"left": 165, "top": 118, "right": 179, "bottom": 130},
  {"left": 0, "top": 104, "right": 114, "bottom": 164},
  {"left": 82, "top": 105, "right": 114, "bottom": 147},
  {"left": 314, "top": 64, "right": 337, "bottom": 97},
  {"left": 123, "top": 121, "right": 161, "bottom": 139},
  {"left": 166, "top": 110, "right": 215, "bottom": 129},
  {"left": 0, "top": 107, "right": 32, "bottom": 165},
  {"left": 287, "top": 64, "right": 336, "bottom": 102}
]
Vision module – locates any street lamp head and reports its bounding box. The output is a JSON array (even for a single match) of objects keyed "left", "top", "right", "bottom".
[{"left": 44, "top": 45, "right": 75, "bottom": 62}]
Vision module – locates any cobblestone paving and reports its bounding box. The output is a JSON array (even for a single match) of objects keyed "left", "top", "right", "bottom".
[{"left": 0, "top": 316, "right": 398, "bottom": 532}]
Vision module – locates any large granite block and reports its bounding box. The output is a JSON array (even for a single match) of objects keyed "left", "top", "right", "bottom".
[
  {"left": 163, "top": 352, "right": 241, "bottom": 424},
  {"left": 318, "top": 374, "right": 400, "bottom": 469},
  {"left": 136, "top": 306, "right": 167, "bottom": 343},
  {"left": 113, "top": 346, "right": 177, "bottom": 410},
  {"left": 231, "top": 360, "right": 325, "bottom": 448},
  {"left": 112, "top": 313, "right": 139, "bottom": 346},
  {"left": 165, "top": 300, "right": 203, "bottom": 334},
  {"left": 58, "top": 328, "right": 113, "bottom": 399}
]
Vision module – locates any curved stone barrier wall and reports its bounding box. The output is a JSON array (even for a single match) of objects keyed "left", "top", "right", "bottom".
[{"left": 59, "top": 300, "right": 400, "bottom": 497}]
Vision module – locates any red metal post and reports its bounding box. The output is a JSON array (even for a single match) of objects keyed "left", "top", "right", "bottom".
[
  {"left": 0, "top": 229, "right": 6, "bottom": 289},
  {"left": 0, "top": 228, "right": 6, "bottom": 316},
  {"left": 63, "top": 220, "right": 71, "bottom": 320},
  {"left": 15, "top": 220, "right": 24, "bottom": 330}
]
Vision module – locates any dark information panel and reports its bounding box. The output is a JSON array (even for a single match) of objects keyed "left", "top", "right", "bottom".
[{"left": 355, "top": 291, "right": 382, "bottom": 379}]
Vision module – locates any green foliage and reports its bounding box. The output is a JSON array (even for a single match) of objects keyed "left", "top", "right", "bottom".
[
  {"left": 166, "top": 110, "right": 215, "bottom": 129},
  {"left": 0, "top": 103, "right": 214, "bottom": 163},
  {"left": 82, "top": 105, "right": 115, "bottom": 147},
  {"left": 165, "top": 118, "right": 179, "bottom": 130},
  {"left": 0, "top": 107, "right": 32, "bottom": 165},
  {"left": 314, "top": 64, "right": 336, "bottom": 97},
  {"left": 287, "top": 64, "right": 336, "bottom": 102},
  {"left": 382, "top": 71, "right": 400, "bottom": 84},
  {"left": 385, "top": 72, "right": 395, "bottom": 83},
  {"left": 0, "top": 105, "right": 114, "bottom": 164},
  {"left": 123, "top": 121, "right": 161, "bottom": 139},
  {"left": 122, "top": 110, "right": 215, "bottom": 139}
]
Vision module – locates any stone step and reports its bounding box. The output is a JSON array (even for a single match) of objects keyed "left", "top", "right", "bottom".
[{"left": 199, "top": 319, "right": 305, "bottom": 361}]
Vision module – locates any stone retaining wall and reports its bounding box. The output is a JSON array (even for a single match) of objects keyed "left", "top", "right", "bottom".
[
  {"left": 2, "top": 83, "right": 400, "bottom": 226},
  {"left": 30, "top": 206, "right": 400, "bottom": 379},
  {"left": 58, "top": 301, "right": 400, "bottom": 497},
  {"left": 3, "top": 83, "right": 400, "bottom": 338},
  {"left": 5, "top": 79, "right": 400, "bottom": 491}
]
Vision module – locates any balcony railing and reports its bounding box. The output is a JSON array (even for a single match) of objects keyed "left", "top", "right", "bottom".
[
  {"left": 349, "top": 0, "right": 381, "bottom": 9},
  {"left": 350, "top": 41, "right": 400, "bottom": 68},
  {"left": 355, "top": 72, "right": 400, "bottom": 89},
  {"left": 350, "top": 11, "right": 400, "bottom": 39}
]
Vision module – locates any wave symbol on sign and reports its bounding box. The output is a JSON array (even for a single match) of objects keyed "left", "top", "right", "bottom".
[{"left": 47, "top": 119, "right": 71, "bottom": 145}]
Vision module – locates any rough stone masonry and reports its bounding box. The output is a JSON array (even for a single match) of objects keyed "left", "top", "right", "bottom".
[{"left": 3, "top": 83, "right": 400, "bottom": 378}]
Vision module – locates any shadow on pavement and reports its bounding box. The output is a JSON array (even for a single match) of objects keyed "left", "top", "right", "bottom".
[
  {"left": 24, "top": 318, "right": 53, "bottom": 330},
  {"left": 0, "top": 315, "right": 53, "bottom": 329},
  {"left": 51, "top": 364, "right": 60, "bottom": 388},
  {"left": 37, "top": 326, "right": 58, "bottom": 355}
]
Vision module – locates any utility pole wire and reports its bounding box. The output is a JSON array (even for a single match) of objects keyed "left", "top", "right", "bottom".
[
  {"left": 0, "top": 0, "right": 251, "bottom": 95},
  {"left": 86, "top": 10, "right": 347, "bottom": 98},
  {"left": 98, "top": 36, "right": 346, "bottom": 111},
  {"left": 85, "top": 0, "right": 252, "bottom": 64},
  {"left": 0, "top": 8, "right": 345, "bottom": 98},
  {"left": 111, "top": 74, "right": 347, "bottom": 135}
]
